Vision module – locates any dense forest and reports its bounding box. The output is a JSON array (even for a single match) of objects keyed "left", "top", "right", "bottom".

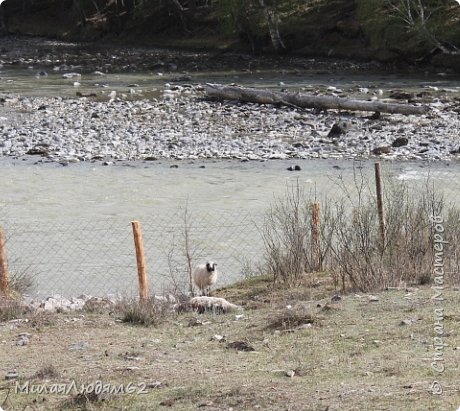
[{"left": 1, "top": 0, "right": 460, "bottom": 66}]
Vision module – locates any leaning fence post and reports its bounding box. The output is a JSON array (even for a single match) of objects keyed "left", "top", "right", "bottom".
[
  {"left": 131, "top": 221, "right": 148, "bottom": 300},
  {"left": 374, "top": 162, "right": 386, "bottom": 250},
  {"left": 311, "top": 202, "right": 322, "bottom": 271},
  {"left": 0, "top": 227, "right": 9, "bottom": 293}
]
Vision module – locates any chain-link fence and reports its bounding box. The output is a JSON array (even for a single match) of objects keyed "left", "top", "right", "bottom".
[
  {"left": 1, "top": 160, "right": 460, "bottom": 299},
  {"left": 2, "top": 210, "right": 264, "bottom": 299}
]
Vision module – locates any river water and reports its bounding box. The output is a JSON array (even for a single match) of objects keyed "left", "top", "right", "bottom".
[
  {"left": 2, "top": 157, "right": 459, "bottom": 299},
  {"left": 2, "top": 63, "right": 460, "bottom": 99},
  {"left": 1, "top": 49, "right": 460, "bottom": 298}
]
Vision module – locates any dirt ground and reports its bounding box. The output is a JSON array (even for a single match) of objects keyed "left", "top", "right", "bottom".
[{"left": 0, "top": 275, "right": 459, "bottom": 411}]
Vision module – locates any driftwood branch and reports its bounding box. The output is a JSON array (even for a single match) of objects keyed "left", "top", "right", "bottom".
[{"left": 204, "top": 83, "right": 430, "bottom": 116}]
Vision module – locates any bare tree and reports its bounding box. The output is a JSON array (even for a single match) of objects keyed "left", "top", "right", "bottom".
[
  {"left": 258, "top": 0, "right": 286, "bottom": 51},
  {"left": 169, "top": 0, "right": 192, "bottom": 32},
  {"left": 182, "top": 200, "right": 195, "bottom": 296},
  {"left": 262, "top": 180, "right": 318, "bottom": 287},
  {"left": 387, "top": 0, "right": 460, "bottom": 54}
]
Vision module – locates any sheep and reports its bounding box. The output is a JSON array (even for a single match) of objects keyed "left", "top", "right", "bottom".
[
  {"left": 190, "top": 296, "right": 240, "bottom": 314},
  {"left": 192, "top": 261, "right": 218, "bottom": 296}
]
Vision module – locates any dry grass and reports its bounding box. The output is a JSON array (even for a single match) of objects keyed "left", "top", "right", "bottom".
[
  {"left": 0, "top": 269, "right": 35, "bottom": 322},
  {"left": 328, "top": 176, "right": 449, "bottom": 292},
  {"left": 0, "top": 277, "right": 459, "bottom": 410},
  {"left": 8, "top": 269, "right": 35, "bottom": 296},
  {"left": 0, "top": 295, "right": 28, "bottom": 322},
  {"left": 266, "top": 304, "right": 316, "bottom": 330},
  {"left": 33, "top": 364, "right": 60, "bottom": 380},
  {"left": 115, "top": 297, "right": 173, "bottom": 327},
  {"left": 262, "top": 171, "right": 460, "bottom": 293},
  {"left": 262, "top": 181, "right": 318, "bottom": 287}
]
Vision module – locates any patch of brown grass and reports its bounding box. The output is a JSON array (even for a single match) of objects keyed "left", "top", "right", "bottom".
[
  {"left": 33, "top": 364, "right": 60, "bottom": 380},
  {"left": 0, "top": 294, "right": 27, "bottom": 322},
  {"left": 266, "top": 304, "right": 316, "bottom": 330},
  {"left": 63, "top": 391, "right": 112, "bottom": 410},
  {"left": 27, "top": 310, "right": 59, "bottom": 329},
  {"left": 115, "top": 297, "right": 172, "bottom": 327}
]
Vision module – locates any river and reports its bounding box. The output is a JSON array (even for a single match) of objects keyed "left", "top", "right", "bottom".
[
  {"left": 2, "top": 63, "right": 460, "bottom": 99},
  {"left": 1, "top": 41, "right": 459, "bottom": 299},
  {"left": 1, "top": 157, "right": 458, "bottom": 299}
]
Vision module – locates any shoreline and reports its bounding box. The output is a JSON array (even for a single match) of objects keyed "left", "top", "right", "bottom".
[
  {"left": 1, "top": 86, "right": 459, "bottom": 164},
  {"left": 1, "top": 36, "right": 460, "bottom": 164}
]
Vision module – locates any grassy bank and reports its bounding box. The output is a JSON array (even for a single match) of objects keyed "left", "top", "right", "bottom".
[{"left": 0, "top": 275, "right": 459, "bottom": 410}]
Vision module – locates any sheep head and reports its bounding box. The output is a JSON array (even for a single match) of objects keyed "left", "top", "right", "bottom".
[{"left": 206, "top": 261, "right": 217, "bottom": 272}]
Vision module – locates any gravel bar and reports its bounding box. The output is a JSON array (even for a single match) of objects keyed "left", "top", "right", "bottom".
[{"left": 1, "top": 84, "right": 460, "bottom": 164}]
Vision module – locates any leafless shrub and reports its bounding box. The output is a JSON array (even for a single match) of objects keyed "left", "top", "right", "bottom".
[
  {"left": 386, "top": 0, "right": 460, "bottom": 55},
  {"left": 327, "top": 169, "right": 455, "bottom": 292},
  {"left": 266, "top": 304, "right": 316, "bottom": 330},
  {"left": 262, "top": 181, "right": 316, "bottom": 287},
  {"left": 240, "top": 257, "right": 264, "bottom": 280},
  {"left": 64, "top": 390, "right": 111, "bottom": 410},
  {"left": 442, "top": 207, "right": 460, "bottom": 285},
  {"left": 82, "top": 297, "right": 114, "bottom": 314},
  {"left": 27, "top": 311, "right": 57, "bottom": 329},
  {"left": 262, "top": 165, "right": 460, "bottom": 293},
  {"left": 116, "top": 297, "right": 172, "bottom": 327},
  {"left": 0, "top": 265, "right": 33, "bottom": 323},
  {"left": 183, "top": 200, "right": 196, "bottom": 296},
  {"left": 6, "top": 265, "right": 35, "bottom": 296},
  {"left": 33, "top": 364, "right": 60, "bottom": 380},
  {"left": 160, "top": 201, "right": 202, "bottom": 301},
  {"left": 163, "top": 238, "right": 190, "bottom": 300},
  {"left": 0, "top": 295, "right": 25, "bottom": 322},
  {"left": 226, "top": 340, "right": 255, "bottom": 352}
]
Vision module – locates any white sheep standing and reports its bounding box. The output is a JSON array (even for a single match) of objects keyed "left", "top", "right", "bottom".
[{"left": 192, "top": 261, "right": 218, "bottom": 296}]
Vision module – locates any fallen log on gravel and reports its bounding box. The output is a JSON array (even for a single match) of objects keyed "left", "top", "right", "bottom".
[{"left": 204, "top": 83, "right": 430, "bottom": 116}]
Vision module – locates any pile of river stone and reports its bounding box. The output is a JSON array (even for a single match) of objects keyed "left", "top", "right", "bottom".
[
  {"left": 1, "top": 83, "right": 460, "bottom": 163},
  {"left": 21, "top": 293, "right": 177, "bottom": 312}
]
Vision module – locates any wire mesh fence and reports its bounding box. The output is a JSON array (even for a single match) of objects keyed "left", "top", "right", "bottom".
[
  {"left": 2, "top": 210, "right": 265, "bottom": 299},
  {"left": 1, "top": 160, "right": 460, "bottom": 299}
]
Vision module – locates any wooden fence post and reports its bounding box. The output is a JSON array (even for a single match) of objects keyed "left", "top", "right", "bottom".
[
  {"left": 131, "top": 221, "right": 148, "bottom": 300},
  {"left": 0, "top": 227, "right": 9, "bottom": 293},
  {"left": 374, "top": 162, "right": 386, "bottom": 250},
  {"left": 311, "top": 202, "right": 322, "bottom": 272}
]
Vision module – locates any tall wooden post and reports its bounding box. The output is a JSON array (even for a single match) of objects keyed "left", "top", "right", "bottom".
[
  {"left": 131, "top": 221, "right": 148, "bottom": 300},
  {"left": 311, "top": 202, "right": 322, "bottom": 271},
  {"left": 0, "top": 228, "right": 9, "bottom": 293},
  {"left": 374, "top": 163, "right": 386, "bottom": 250}
]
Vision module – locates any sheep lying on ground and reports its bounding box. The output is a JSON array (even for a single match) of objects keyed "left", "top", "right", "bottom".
[
  {"left": 190, "top": 296, "right": 240, "bottom": 314},
  {"left": 174, "top": 296, "right": 241, "bottom": 314},
  {"left": 192, "top": 261, "right": 218, "bottom": 296}
]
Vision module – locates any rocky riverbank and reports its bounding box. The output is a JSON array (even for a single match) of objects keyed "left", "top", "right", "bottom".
[
  {"left": 0, "top": 36, "right": 460, "bottom": 164},
  {"left": 0, "top": 35, "right": 381, "bottom": 75},
  {"left": 0, "top": 82, "right": 460, "bottom": 164},
  {"left": 17, "top": 293, "right": 176, "bottom": 313}
]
